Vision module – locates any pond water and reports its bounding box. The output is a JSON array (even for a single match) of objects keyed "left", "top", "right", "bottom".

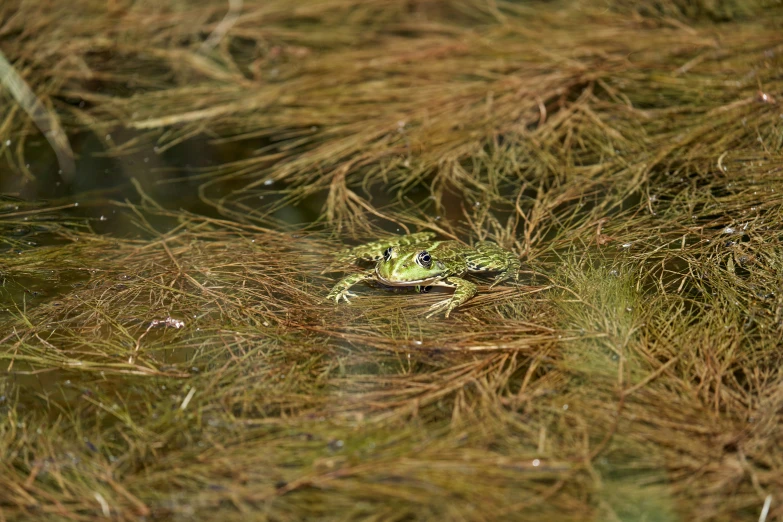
[{"left": 1, "top": 1, "right": 781, "bottom": 520}]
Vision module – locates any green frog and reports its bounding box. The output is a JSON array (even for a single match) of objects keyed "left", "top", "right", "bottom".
[{"left": 327, "top": 232, "right": 520, "bottom": 317}]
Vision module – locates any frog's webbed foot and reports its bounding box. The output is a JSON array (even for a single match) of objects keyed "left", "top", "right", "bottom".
[
  {"left": 465, "top": 241, "right": 520, "bottom": 288},
  {"left": 336, "top": 232, "right": 436, "bottom": 263},
  {"left": 326, "top": 269, "right": 375, "bottom": 304},
  {"left": 489, "top": 260, "right": 521, "bottom": 289},
  {"left": 329, "top": 289, "right": 358, "bottom": 303},
  {"left": 425, "top": 277, "right": 477, "bottom": 318}
]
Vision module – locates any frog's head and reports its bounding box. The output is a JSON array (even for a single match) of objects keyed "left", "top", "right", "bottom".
[{"left": 375, "top": 246, "right": 447, "bottom": 286}]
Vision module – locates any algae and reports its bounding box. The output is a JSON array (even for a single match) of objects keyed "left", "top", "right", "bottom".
[{"left": 1, "top": 0, "right": 782, "bottom": 520}]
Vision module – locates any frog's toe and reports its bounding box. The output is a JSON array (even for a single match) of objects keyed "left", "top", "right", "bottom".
[
  {"left": 426, "top": 298, "right": 453, "bottom": 318},
  {"left": 489, "top": 268, "right": 519, "bottom": 288},
  {"left": 339, "top": 291, "right": 358, "bottom": 303},
  {"left": 327, "top": 289, "right": 352, "bottom": 304},
  {"left": 489, "top": 274, "right": 508, "bottom": 289}
]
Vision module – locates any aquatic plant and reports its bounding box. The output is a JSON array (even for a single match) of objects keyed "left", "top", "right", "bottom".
[{"left": 1, "top": 0, "right": 782, "bottom": 520}]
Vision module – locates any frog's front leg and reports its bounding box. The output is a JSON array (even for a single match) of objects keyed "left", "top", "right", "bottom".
[
  {"left": 326, "top": 269, "right": 375, "bottom": 303},
  {"left": 466, "top": 241, "right": 521, "bottom": 288},
  {"left": 425, "top": 277, "right": 477, "bottom": 318}
]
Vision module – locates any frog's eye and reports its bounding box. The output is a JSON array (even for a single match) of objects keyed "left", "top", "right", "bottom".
[
  {"left": 383, "top": 247, "right": 393, "bottom": 261},
  {"left": 416, "top": 251, "right": 432, "bottom": 268}
]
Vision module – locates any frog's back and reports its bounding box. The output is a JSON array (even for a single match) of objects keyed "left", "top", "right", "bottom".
[{"left": 424, "top": 240, "right": 466, "bottom": 259}]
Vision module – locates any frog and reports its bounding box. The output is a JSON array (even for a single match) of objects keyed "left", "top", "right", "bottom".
[{"left": 326, "top": 232, "right": 520, "bottom": 317}]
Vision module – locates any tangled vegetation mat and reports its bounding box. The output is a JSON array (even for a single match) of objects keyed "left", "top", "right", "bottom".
[{"left": 1, "top": 0, "right": 782, "bottom": 520}]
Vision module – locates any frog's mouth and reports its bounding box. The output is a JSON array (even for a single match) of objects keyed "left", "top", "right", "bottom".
[{"left": 375, "top": 268, "right": 441, "bottom": 287}]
